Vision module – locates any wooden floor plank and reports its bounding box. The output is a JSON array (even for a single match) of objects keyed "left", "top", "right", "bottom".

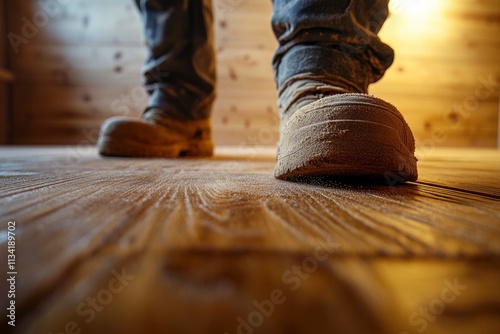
[
  {"left": 0, "top": 147, "right": 499, "bottom": 333},
  {"left": 416, "top": 149, "right": 500, "bottom": 197}
]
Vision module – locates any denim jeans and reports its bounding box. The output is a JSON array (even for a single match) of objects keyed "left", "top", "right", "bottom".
[{"left": 134, "top": 0, "right": 393, "bottom": 121}]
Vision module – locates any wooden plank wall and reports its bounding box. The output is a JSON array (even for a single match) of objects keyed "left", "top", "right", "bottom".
[
  {"left": 0, "top": 0, "right": 9, "bottom": 144},
  {"left": 375, "top": 0, "right": 500, "bottom": 149},
  {"left": 6, "top": 0, "right": 500, "bottom": 147}
]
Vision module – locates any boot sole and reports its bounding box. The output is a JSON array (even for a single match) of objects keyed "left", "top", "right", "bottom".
[
  {"left": 98, "top": 136, "right": 213, "bottom": 158},
  {"left": 275, "top": 94, "right": 418, "bottom": 182}
]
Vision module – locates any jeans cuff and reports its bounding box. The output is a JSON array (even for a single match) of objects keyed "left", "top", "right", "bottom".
[
  {"left": 276, "top": 45, "right": 370, "bottom": 93},
  {"left": 146, "top": 85, "right": 213, "bottom": 121}
]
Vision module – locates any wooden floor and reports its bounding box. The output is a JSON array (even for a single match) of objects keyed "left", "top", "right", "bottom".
[{"left": 1, "top": 147, "right": 500, "bottom": 334}]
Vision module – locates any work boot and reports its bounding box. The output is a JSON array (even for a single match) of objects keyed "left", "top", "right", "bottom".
[
  {"left": 98, "top": 0, "right": 216, "bottom": 158},
  {"left": 97, "top": 109, "right": 213, "bottom": 158},
  {"left": 274, "top": 78, "right": 418, "bottom": 182}
]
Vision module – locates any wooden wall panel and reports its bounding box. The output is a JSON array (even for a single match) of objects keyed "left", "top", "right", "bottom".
[
  {"left": 375, "top": 0, "right": 500, "bottom": 149},
  {"left": 0, "top": 0, "right": 10, "bottom": 144},
  {"left": 7, "top": 0, "right": 500, "bottom": 147}
]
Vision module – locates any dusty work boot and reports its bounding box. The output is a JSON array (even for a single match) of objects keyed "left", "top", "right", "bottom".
[
  {"left": 274, "top": 78, "right": 418, "bottom": 182},
  {"left": 97, "top": 109, "right": 213, "bottom": 158},
  {"left": 270, "top": 0, "right": 418, "bottom": 182}
]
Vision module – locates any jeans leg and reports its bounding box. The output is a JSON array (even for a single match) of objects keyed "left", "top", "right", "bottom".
[
  {"left": 135, "top": 0, "right": 216, "bottom": 121},
  {"left": 271, "top": 0, "right": 394, "bottom": 94}
]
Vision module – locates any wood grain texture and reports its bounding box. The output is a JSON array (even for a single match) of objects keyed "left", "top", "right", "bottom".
[
  {"left": 0, "top": 147, "right": 499, "bottom": 333},
  {"left": 0, "top": 0, "right": 8, "bottom": 144},
  {"left": 6, "top": 0, "right": 500, "bottom": 147}
]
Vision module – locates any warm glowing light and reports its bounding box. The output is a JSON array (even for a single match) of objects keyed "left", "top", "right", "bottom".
[{"left": 389, "top": 0, "right": 443, "bottom": 18}]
